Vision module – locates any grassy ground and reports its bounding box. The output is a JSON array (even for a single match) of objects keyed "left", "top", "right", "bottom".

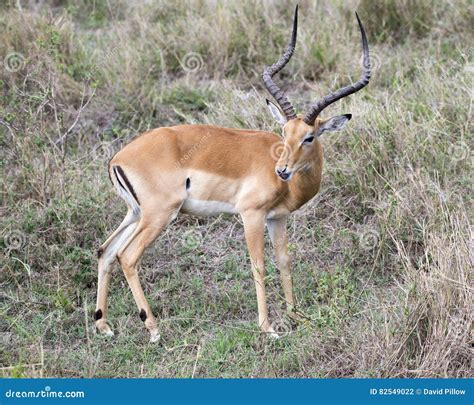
[{"left": 1, "top": 0, "right": 472, "bottom": 378}]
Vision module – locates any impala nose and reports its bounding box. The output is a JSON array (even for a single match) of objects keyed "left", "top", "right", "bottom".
[{"left": 276, "top": 166, "right": 291, "bottom": 181}]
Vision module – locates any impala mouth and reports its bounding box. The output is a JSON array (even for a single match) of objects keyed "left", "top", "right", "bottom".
[{"left": 276, "top": 164, "right": 293, "bottom": 181}]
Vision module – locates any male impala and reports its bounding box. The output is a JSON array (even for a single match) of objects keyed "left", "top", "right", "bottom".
[{"left": 95, "top": 6, "right": 370, "bottom": 341}]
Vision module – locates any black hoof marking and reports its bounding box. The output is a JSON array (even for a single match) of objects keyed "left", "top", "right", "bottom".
[
  {"left": 139, "top": 309, "right": 147, "bottom": 322},
  {"left": 97, "top": 247, "right": 104, "bottom": 258},
  {"left": 94, "top": 309, "right": 103, "bottom": 321}
]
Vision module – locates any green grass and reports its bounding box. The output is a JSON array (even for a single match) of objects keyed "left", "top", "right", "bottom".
[{"left": 1, "top": 0, "right": 472, "bottom": 378}]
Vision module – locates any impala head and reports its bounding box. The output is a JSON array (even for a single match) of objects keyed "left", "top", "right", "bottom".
[{"left": 262, "top": 5, "right": 371, "bottom": 181}]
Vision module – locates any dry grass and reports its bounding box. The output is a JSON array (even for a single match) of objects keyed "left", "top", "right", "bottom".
[{"left": 0, "top": 0, "right": 472, "bottom": 378}]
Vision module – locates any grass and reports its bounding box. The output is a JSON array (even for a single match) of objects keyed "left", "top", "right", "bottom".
[{"left": 1, "top": 0, "right": 472, "bottom": 378}]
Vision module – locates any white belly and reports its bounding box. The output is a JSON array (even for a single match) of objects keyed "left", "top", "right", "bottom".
[{"left": 181, "top": 198, "right": 238, "bottom": 217}]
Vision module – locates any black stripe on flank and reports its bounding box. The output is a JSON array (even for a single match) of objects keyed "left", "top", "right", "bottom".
[
  {"left": 186, "top": 177, "right": 191, "bottom": 190},
  {"left": 114, "top": 166, "right": 127, "bottom": 191},
  {"left": 113, "top": 166, "right": 125, "bottom": 190},
  {"left": 115, "top": 165, "right": 140, "bottom": 205}
]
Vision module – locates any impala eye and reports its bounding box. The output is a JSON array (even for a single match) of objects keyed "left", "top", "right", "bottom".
[{"left": 302, "top": 136, "right": 315, "bottom": 144}]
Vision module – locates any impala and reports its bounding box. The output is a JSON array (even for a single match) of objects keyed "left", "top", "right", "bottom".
[{"left": 94, "top": 6, "right": 371, "bottom": 341}]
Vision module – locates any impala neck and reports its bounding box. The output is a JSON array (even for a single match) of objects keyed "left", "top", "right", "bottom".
[{"left": 286, "top": 142, "right": 323, "bottom": 212}]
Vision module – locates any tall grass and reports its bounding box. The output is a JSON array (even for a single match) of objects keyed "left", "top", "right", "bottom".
[{"left": 1, "top": 0, "right": 472, "bottom": 377}]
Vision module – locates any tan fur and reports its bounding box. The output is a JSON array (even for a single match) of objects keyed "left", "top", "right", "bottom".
[
  {"left": 111, "top": 120, "right": 323, "bottom": 214},
  {"left": 95, "top": 117, "right": 327, "bottom": 339}
]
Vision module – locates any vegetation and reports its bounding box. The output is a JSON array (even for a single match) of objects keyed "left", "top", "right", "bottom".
[{"left": 1, "top": 0, "right": 472, "bottom": 378}]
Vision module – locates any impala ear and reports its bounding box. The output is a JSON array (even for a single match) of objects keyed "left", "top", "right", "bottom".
[
  {"left": 266, "top": 99, "right": 287, "bottom": 126},
  {"left": 316, "top": 114, "right": 352, "bottom": 136}
]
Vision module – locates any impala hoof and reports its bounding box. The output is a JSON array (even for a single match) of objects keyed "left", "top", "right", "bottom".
[
  {"left": 104, "top": 329, "right": 114, "bottom": 337},
  {"left": 268, "top": 331, "right": 280, "bottom": 339},
  {"left": 263, "top": 327, "right": 280, "bottom": 339},
  {"left": 96, "top": 320, "right": 114, "bottom": 337},
  {"left": 149, "top": 330, "right": 161, "bottom": 343}
]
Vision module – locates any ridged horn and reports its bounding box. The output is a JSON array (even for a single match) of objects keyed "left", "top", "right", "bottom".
[
  {"left": 303, "top": 12, "right": 371, "bottom": 125},
  {"left": 262, "top": 5, "right": 298, "bottom": 120}
]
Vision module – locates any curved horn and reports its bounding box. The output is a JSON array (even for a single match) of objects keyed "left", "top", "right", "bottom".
[
  {"left": 303, "top": 12, "right": 371, "bottom": 126},
  {"left": 262, "top": 5, "right": 298, "bottom": 120}
]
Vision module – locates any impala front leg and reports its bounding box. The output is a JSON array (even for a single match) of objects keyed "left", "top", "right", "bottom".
[
  {"left": 241, "top": 210, "right": 277, "bottom": 337},
  {"left": 267, "top": 217, "right": 299, "bottom": 321}
]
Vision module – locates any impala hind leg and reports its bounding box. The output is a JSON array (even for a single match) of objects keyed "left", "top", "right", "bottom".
[
  {"left": 241, "top": 210, "right": 278, "bottom": 338},
  {"left": 117, "top": 207, "right": 180, "bottom": 342},
  {"left": 95, "top": 209, "right": 139, "bottom": 336}
]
